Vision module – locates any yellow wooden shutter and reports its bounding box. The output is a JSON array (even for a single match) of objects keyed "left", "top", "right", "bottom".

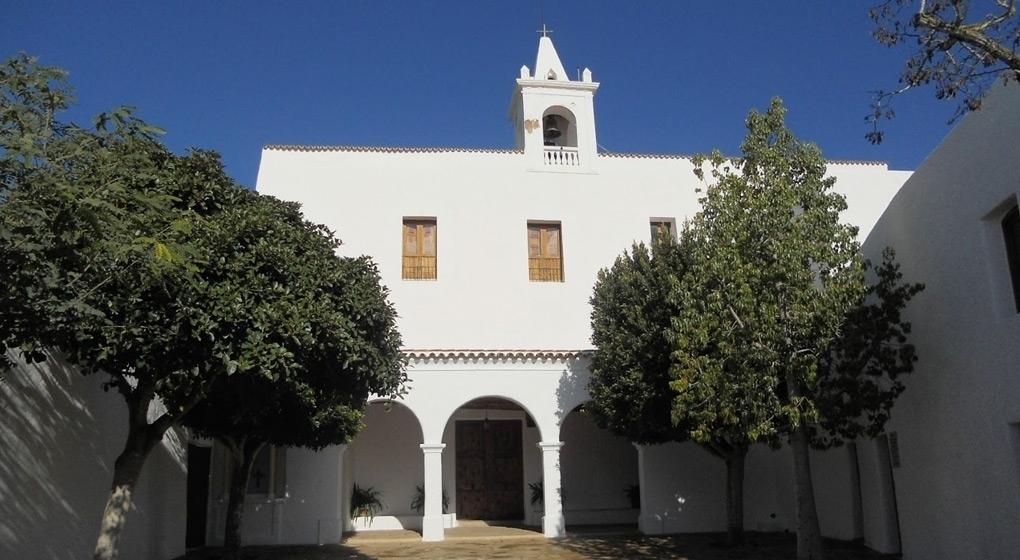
[
  {"left": 403, "top": 219, "right": 437, "bottom": 280},
  {"left": 528, "top": 223, "right": 562, "bottom": 282}
]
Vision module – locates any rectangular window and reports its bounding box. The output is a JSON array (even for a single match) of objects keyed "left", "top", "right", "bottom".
[
  {"left": 528, "top": 222, "right": 563, "bottom": 282},
  {"left": 245, "top": 446, "right": 286, "bottom": 496},
  {"left": 650, "top": 218, "right": 675, "bottom": 245},
  {"left": 1002, "top": 205, "right": 1020, "bottom": 312},
  {"left": 402, "top": 218, "right": 437, "bottom": 280}
]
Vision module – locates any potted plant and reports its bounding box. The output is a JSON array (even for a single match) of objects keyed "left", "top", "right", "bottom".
[
  {"left": 350, "top": 484, "right": 384, "bottom": 522},
  {"left": 529, "top": 481, "right": 565, "bottom": 507},
  {"left": 410, "top": 484, "right": 449, "bottom": 514},
  {"left": 529, "top": 481, "right": 544, "bottom": 508}
]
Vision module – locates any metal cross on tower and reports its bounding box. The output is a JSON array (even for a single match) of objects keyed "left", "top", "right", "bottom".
[{"left": 537, "top": 23, "right": 553, "bottom": 37}]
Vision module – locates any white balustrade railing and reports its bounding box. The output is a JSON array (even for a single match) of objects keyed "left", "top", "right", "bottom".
[{"left": 544, "top": 146, "right": 580, "bottom": 167}]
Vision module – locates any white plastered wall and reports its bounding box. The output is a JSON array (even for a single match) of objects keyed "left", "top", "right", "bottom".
[
  {"left": 637, "top": 441, "right": 858, "bottom": 539},
  {"left": 559, "top": 410, "right": 639, "bottom": 525},
  {"left": 256, "top": 150, "right": 907, "bottom": 352},
  {"left": 347, "top": 402, "right": 424, "bottom": 530},
  {"left": 858, "top": 83, "right": 1020, "bottom": 560},
  {"left": 207, "top": 443, "right": 347, "bottom": 545},
  {"left": 0, "top": 354, "right": 188, "bottom": 560}
]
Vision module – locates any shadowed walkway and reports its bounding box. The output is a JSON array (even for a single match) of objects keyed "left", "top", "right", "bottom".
[{"left": 179, "top": 531, "right": 897, "bottom": 559}]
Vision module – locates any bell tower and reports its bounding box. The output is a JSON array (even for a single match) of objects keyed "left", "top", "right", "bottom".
[{"left": 509, "top": 29, "right": 599, "bottom": 173}]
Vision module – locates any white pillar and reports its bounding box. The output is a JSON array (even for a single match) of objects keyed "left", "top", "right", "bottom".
[
  {"left": 420, "top": 443, "right": 446, "bottom": 542},
  {"left": 633, "top": 443, "right": 663, "bottom": 535},
  {"left": 335, "top": 444, "right": 348, "bottom": 539},
  {"left": 538, "top": 441, "right": 565, "bottom": 538},
  {"left": 271, "top": 447, "right": 284, "bottom": 544}
]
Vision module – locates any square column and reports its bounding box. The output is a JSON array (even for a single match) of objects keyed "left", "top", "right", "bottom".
[
  {"left": 633, "top": 443, "right": 664, "bottom": 534},
  {"left": 334, "top": 444, "right": 349, "bottom": 539},
  {"left": 420, "top": 443, "right": 446, "bottom": 542},
  {"left": 538, "top": 441, "right": 565, "bottom": 538}
]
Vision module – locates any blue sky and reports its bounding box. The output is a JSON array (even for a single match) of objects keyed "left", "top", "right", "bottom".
[{"left": 5, "top": 1, "right": 955, "bottom": 187}]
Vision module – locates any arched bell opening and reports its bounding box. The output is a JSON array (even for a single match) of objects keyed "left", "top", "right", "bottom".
[
  {"left": 542, "top": 107, "right": 578, "bottom": 148},
  {"left": 558, "top": 402, "right": 640, "bottom": 529},
  {"left": 440, "top": 396, "right": 543, "bottom": 528}
]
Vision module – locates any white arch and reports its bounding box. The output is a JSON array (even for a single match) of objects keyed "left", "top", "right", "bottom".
[
  {"left": 437, "top": 394, "right": 545, "bottom": 442},
  {"left": 542, "top": 105, "right": 578, "bottom": 148},
  {"left": 366, "top": 397, "right": 425, "bottom": 443},
  {"left": 557, "top": 401, "right": 589, "bottom": 441}
]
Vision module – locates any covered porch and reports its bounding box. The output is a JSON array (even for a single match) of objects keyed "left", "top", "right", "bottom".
[{"left": 340, "top": 350, "right": 638, "bottom": 542}]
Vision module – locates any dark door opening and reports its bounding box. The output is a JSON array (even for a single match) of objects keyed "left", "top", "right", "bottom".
[
  {"left": 456, "top": 420, "right": 523, "bottom": 520},
  {"left": 185, "top": 444, "right": 211, "bottom": 548}
]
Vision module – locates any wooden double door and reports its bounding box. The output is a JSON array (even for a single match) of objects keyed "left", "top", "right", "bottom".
[{"left": 455, "top": 420, "right": 524, "bottom": 520}]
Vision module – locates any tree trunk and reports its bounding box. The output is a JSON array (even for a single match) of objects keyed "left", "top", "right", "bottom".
[
  {"left": 223, "top": 438, "right": 264, "bottom": 560},
  {"left": 724, "top": 444, "right": 747, "bottom": 546},
  {"left": 93, "top": 422, "right": 160, "bottom": 560},
  {"left": 777, "top": 290, "right": 824, "bottom": 559},
  {"left": 790, "top": 423, "right": 825, "bottom": 560}
]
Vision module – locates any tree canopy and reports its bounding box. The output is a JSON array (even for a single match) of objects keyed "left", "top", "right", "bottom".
[
  {"left": 677, "top": 99, "right": 865, "bottom": 449},
  {"left": 677, "top": 98, "right": 922, "bottom": 560},
  {"left": 868, "top": 0, "right": 1020, "bottom": 142},
  {"left": 588, "top": 231, "right": 771, "bottom": 544},
  {"left": 0, "top": 54, "right": 404, "bottom": 560},
  {"left": 181, "top": 191, "right": 404, "bottom": 559},
  {"left": 588, "top": 238, "right": 690, "bottom": 445}
]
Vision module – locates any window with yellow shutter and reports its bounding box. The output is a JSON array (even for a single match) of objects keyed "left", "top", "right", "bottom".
[
  {"left": 527, "top": 222, "right": 563, "bottom": 282},
  {"left": 402, "top": 218, "right": 437, "bottom": 280},
  {"left": 650, "top": 218, "right": 675, "bottom": 246}
]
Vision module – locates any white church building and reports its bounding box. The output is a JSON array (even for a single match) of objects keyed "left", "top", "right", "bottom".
[
  {"left": 1, "top": 35, "right": 1017, "bottom": 560},
  {"left": 215, "top": 35, "right": 910, "bottom": 547}
]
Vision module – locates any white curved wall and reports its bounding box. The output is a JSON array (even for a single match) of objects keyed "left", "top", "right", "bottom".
[{"left": 859, "top": 83, "right": 1020, "bottom": 560}]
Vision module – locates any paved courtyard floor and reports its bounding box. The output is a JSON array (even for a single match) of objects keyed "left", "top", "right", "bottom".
[{"left": 181, "top": 531, "right": 896, "bottom": 559}]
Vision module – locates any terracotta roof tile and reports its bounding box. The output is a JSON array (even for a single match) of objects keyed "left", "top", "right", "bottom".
[
  {"left": 262, "top": 144, "right": 888, "bottom": 166},
  {"left": 263, "top": 144, "right": 522, "bottom": 154},
  {"left": 402, "top": 349, "right": 591, "bottom": 363}
]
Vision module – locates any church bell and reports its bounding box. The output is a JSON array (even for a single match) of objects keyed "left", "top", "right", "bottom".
[{"left": 543, "top": 115, "right": 562, "bottom": 141}]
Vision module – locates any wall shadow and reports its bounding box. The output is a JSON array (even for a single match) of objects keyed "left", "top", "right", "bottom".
[
  {"left": 554, "top": 356, "right": 592, "bottom": 424},
  {"left": 0, "top": 352, "right": 187, "bottom": 559},
  {"left": 0, "top": 353, "right": 108, "bottom": 558},
  {"left": 553, "top": 532, "right": 898, "bottom": 560}
]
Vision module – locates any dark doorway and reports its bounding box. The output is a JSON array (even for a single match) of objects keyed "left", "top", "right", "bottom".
[
  {"left": 185, "top": 444, "right": 211, "bottom": 548},
  {"left": 456, "top": 420, "right": 523, "bottom": 520}
]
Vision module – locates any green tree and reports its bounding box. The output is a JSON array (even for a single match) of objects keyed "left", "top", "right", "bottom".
[
  {"left": 1, "top": 55, "right": 240, "bottom": 558},
  {"left": 868, "top": 0, "right": 1020, "bottom": 143},
  {"left": 675, "top": 98, "right": 920, "bottom": 560},
  {"left": 181, "top": 193, "right": 404, "bottom": 560},
  {"left": 0, "top": 55, "right": 405, "bottom": 560},
  {"left": 588, "top": 236, "right": 768, "bottom": 545}
]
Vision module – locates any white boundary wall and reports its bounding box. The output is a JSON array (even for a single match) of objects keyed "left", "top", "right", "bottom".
[
  {"left": 0, "top": 354, "right": 188, "bottom": 560},
  {"left": 859, "top": 83, "right": 1020, "bottom": 560}
]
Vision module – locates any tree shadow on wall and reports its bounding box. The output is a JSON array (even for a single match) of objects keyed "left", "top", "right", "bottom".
[
  {"left": 1, "top": 351, "right": 188, "bottom": 559},
  {"left": 0, "top": 352, "right": 107, "bottom": 558},
  {"left": 554, "top": 356, "right": 592, "bottom": 424}
]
